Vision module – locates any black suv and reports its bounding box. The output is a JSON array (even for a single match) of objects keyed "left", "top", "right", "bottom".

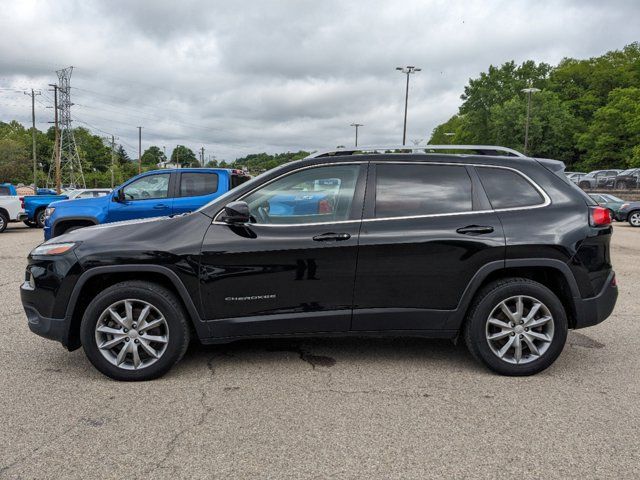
[{"left": 21, "top": 146, "right": 618, "bottom": 380}]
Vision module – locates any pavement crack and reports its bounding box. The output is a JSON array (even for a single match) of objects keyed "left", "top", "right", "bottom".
[{"left": 266, "top": 345, "right": 336, "bottom": 369}]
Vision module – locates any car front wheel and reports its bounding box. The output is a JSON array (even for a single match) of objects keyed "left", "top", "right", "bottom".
[
  {"left": 0, "top": 212, "right": 7, "bottom": 233},
  {"left": 35, "top": 209, "right": 46, "bottom": 228},
  {"left": 464, "top": 278, "right": 568, "bottom": 376},
  {"left": 80, "top": 280, "right": 191, "bottom": 381},
  {"left": 628, "top": 211, "right": 640, "bottom": 227}
]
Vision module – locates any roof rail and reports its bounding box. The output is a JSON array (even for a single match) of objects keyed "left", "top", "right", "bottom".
[{"left": 306, "top": 145, "right": 527, "bottom": 159}]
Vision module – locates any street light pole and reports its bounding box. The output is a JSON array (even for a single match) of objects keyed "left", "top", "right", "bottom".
[
  {"left": 350, "top": 123, "right": 363, "bottom": 147},
  {"left": 396, "top": 66, "right": 421, "bottom": 145},
  {"left": 521, "top": 84, "right": 541, "bottom": 155}
]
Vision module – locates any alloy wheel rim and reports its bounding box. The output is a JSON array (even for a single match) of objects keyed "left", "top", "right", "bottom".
[
  {"left": 485, "top": 295, "right": 554, "bottom": 365},
  {"left": 630, "top": 213, "right": 640, "bottom": 226},
  {"left": 0, "top": 217, "right": 5, "bottom": 229},
  {"left": 95, "top": 299, "right": 169, "bottom": 370}
]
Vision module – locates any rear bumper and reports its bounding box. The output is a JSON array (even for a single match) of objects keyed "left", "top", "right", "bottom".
[
  {"left": 17, "top": 212, "right": 28, "bottom": 221},
  {"left": 573, "top": 271, "right": 618, "bottom": 329}
]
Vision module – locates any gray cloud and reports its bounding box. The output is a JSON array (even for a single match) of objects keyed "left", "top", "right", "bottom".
[{"left": 0, "top": 0, "right": 638, "bottom": 161}]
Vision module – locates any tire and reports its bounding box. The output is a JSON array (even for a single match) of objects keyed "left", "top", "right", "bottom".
[
  {"left": 463, "top": 278, "right": 568, "bottom": 376},
  {"left": 578, "top": 181, "right": 590, "bottom": 189},
  {"left": 35, "top": 209, "right": 46, "bottom": 228},
  {"left": 23, "top": 220, "right": 37, "bottom": 228},
  {"left": 616, "top": 181, "right": 627, "bottom": 190},
  {"left": 628, "top": 210, "right": 640, "bottom": 228},
  {"left": 80, "top": 280, "right": 191, "bottom": 381},
  {"left": 0, "top": 212, "right": 7, "bottom": 233}
]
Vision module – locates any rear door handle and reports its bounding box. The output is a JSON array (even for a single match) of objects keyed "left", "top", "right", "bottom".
[
  {"left": 456, "top": 225, "right": 494, "bottom": 235},
  {"left": 312, "top": 232, "right": 351, "bottom": 242},
  {"left": 154, "top": 204, "right": 169, "bottom": 210}
]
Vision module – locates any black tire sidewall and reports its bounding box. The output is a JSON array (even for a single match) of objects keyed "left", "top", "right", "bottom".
[
  {"left": 0, "top": 213, "right": 7, "bottom": 233},
  {"left": 467, "top": 281, "right": 568, "bottom": 376},
  {"left": 80, "top": 283, "right": 189, "bottom": 381},
  {"left": 36, "top": 210, "right": 46, "bottom": 228}
]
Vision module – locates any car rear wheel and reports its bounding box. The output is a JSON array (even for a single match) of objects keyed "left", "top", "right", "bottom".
[
  {"left": 616, "top": 181, "right": 627, "bottom": 190},
  {"left": 464, "top": 278, "right": 568, "bottom": 376},
  {"left": 0, "top": 212, "right": 7, "bottom": 233},
  {"left": 80, "top": 280, "right": 191, "bottom": 381},
  {"left": 628, "top": 211, "right": 640, "bottom": 227},
  {"left": 578, "top": 181, "right": 590, "bottom": 189}
]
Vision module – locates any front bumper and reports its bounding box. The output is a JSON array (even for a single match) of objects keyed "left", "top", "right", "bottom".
[
  {"left": 573, "top": 271, "right": 618, "bottom": 329},
  {"left": 615, "top": 212, "right": 628, "bottom": 222},
  {"left": 23, "top": 303, "right": 72, "bottom": 348}
]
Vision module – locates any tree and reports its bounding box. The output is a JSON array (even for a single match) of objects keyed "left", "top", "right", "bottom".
[
  {"left": 170, "top": 145, "right": 198, "bottom": 167},
  {"left": 141, "top": 146, "right": 167, "bottom": 166},
  {"left": 116, "top": 145, "right": 130, "bottom": 165}
]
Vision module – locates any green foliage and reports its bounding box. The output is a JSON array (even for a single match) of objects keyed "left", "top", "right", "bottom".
[
  {"left": 231, "top": 151, "right": 310, "bottom": 174},
  {"left": 141, "top": 146, "right": 167, "bottom": 166},
  {"left": 170, "top": 145, "right": 198, "bottom": 167},
  {"left": 430, "top": 43, "right": 640, "bottom": 169}
]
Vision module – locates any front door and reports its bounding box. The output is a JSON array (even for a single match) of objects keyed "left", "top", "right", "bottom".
[
  {"left": 199, "top": 163, "right": 367, "bottom": 338},
  {"left": 352, "top": 162, "right": 505, "bottom": 332},
  {"left": 108, "top": 172, "right": 173, "bottom": 222}
]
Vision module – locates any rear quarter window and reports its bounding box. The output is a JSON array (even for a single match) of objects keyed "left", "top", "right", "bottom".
[
  {"left": 0, "top": 186, "right": 9, "bottom": 196},
  {"left": 477, "top": 167, "right": 545, "bottom": 209}
]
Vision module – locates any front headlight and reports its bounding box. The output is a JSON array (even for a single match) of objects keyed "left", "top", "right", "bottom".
[
  {"left": 621, "top": 203, "right": 629, "bottom": 210},
  {"left": 44, "top": 207, "right": 55, "bottom": 218},
  {"left": 31, "top": 242, "right": 78, "bottom": 256}
]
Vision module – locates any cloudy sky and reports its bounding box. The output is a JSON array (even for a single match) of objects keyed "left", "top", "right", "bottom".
[{"left": 0, "top": 0, "right": 638, "bottom": 162}]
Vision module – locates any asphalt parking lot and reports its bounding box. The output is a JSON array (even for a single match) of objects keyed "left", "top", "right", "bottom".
[{"left": 0, "top": 222, "right": 638, "bottom": 479}]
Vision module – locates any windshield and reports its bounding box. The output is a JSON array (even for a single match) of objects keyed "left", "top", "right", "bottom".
[{"left": 619, "top": 169, "right": 638, "bottom": 175}]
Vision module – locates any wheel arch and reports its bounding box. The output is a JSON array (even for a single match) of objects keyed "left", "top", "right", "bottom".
[
  {"left": 453, "top": 259, "right": 581, "bottom": 330},
  {"left": 64, "top": 265, "right": 206, "bottom": 351},
  {"left": 52, "top": 216, "right": 98, "bottom": 237}
]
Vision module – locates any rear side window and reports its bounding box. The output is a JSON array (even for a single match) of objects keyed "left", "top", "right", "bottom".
[
  {"left": 477, "top": 167, "right": 544, "bottom": 209},
  {"left": 375, "top": 164, "right": 472, "bottom": 218},
  {"left": 180, "top": 172, "right": 219, "bottom": 197},
  {"left": 0, "top": 186, "right": 9, "bottom": 196}
]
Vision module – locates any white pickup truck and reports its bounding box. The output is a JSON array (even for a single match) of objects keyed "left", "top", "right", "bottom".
[{"left": 0, "top": 196, "right": 27, "bottom": 233}]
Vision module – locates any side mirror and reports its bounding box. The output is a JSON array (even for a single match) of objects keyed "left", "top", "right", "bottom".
[
  {"left": 220, "top": 201, "right": 251, "bottom": 224},
  {"left": 114, "top": 189, "right": 125, "bottom": 203}
]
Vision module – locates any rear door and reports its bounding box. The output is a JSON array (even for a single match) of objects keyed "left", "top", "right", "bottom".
[
  {"left": 352, "top": 161, "right": 505, "bottom": 332},
  {"left": 173, "top": 171, "right": 222, "bottom": 215}
]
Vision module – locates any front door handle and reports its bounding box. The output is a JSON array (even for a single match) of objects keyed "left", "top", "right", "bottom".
[
  {"left": 312, "top": 232, "right": 351, "bottom": 242},
  {"left": 456, "top": 225, "right": 494, "bottom": 235},
  {"left": 153, "top": 204, "right": 169, "bottom": 210}
]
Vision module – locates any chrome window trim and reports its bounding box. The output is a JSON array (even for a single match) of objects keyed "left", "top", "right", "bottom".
[{"left": 212, "top": 160, "right": 551, "bottom": 227}]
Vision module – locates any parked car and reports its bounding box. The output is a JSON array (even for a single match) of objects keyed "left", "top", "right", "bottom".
[
  {"left": 21, "top": 145, "right": 618, "bottom": 380},
  {"left": 615, "top": 201, "right": 640, "bottom": 227},
  {"left": 0, "top": 194, "right": 27, "bottom": 233},
  {"left": 23, "top": 193, "right": 68, "bottom": 228},
  {"left": 65, "top": 188, "right": 112, "bottom": 200},
  {"left": 578, "top": 169, "right": 623, "bottom": 189},
  {"left": 0, "top": 183, "right": 18, "bottom": 196},
  {"left": 43, "top": 168, "right": 250, "bottom": 240},
  {"left": 566, "top": 172, "right": 586, "bottom": 184},
  {"left": 588, "top": 193, "right": 626, "bottom": 217},
  {"left": 612, "top": 168, "right": 640, "bottom": 190}
]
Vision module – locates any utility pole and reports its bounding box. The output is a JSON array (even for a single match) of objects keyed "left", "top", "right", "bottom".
[
  {"left": 111, "top": 135, "right": 116, "bottom": 188},
  {"left": 396, "top": 66, "right": 421, "bottom": 146},
  {"left": 49, "top": 83, "right": 61, "bottom": 194},
  {"left": 24, "top": 89, "right": 41, "bottom": 190},
  {"left": 201, "top": 146, "right": 205, "bottom": 166},
  {"left": 137, "top": 127, "right": 142, "bottom": 173},
  {"left": 350, "top": 123, "right": 363, "bottom": 147},
  {"left": 521, "top": 83, "right": 541, "bottom": 155}
]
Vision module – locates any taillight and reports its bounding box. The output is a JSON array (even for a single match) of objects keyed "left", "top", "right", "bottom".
[
  {"left": 19, "top": 196, "right": 24, "bottom": 209},
  {"left": 318, "top": 199, "right": 332, "bottom": 214},
  {"left": 590, "top": 206, "right": 611, "bottom": 226}
]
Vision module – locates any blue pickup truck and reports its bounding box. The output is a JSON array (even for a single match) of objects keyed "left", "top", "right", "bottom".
[
  {"left": 44, "top": 168, "right": 250, "bottom": 240},
  {"left": 1, "top": 183, "right": 67, "bottom": 227}
]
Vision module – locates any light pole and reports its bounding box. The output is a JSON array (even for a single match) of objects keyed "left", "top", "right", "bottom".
[
  {"left": 350, "top": 123, "right": 363, "bottom": 147},
  {"left": 521, "top": 84, "right": 541, "bottom": 155},
  {"left": 396, "top": 65, "right": 421, "bottom": 145}
]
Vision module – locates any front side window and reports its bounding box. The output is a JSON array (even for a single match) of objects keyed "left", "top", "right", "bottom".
[
  {"left": 123, "top": 174, "right": 170, "bottom": 200},
  {"left": 180, "top": 172, "right": 219, "bottom": 197},
  {"left": 375, "top": 164, "right": 472, "bottom": 218},
  {"left": 242, "top": 164, "right": 360, "bottom": 225},
  {"left": 477, "top": 167, "right": 544, "bottom": 209}
]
